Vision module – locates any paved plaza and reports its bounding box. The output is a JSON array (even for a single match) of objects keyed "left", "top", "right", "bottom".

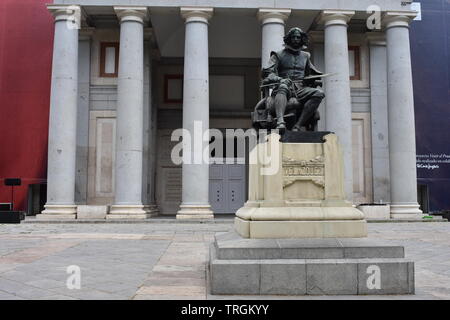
[{"left": 0, "top": 220, "right": 449, "bottom": 300}]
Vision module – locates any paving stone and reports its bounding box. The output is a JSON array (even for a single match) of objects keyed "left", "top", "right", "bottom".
[
  {"left": 135, "top": 285, "right": 205, "bottom": 296},
  {"left": 36, "top": 294, "right": 79, "bottom": 300},
  {"left": 0, "top": 221, "right": 450, "bottom": 299},
  {"left": 133, "top": 294, "right": 204, "bottom": 300},
  {"left": 0, "top": 270, "right": 43, "bottom": 283},
  {"left": 143, "top": 276, "right": 205, "bottom": 287},
  {"left": 0, "top": 290, "right": 24, "bottom": 300},
  {"left": 25, "top": 278, "right": 65, "bottom": 290}
]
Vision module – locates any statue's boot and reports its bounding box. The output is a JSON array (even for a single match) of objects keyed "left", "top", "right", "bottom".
[
  {"left": 292, "top": 97, "right": 322, "bottom": 131},
  {"left": 274, "top": 93, "right": 287, "bottom": 134}
]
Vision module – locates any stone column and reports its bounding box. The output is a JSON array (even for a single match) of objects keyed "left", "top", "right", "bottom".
[
  {"left": 367, "top": 32, "right": 390, "bottom": 204},
  {"left": 383, "top": 12, "right": 422, "bottom": 218},
  {"left": 108, "top": 7, "right": 148, "bottom": 219},
  {"left": 177, "top": 7, "right": 214, "bottom": 220},
  {"left": 319, "top": 10, "right": 355, "bottom": 201},
  {"left": 75, "top": 28, "right": 94, "bottom": 205},
  {"left": 39, "top": 5, "right": 81, "bottom": 219},
  {"left": 308, "top": 31, "right": 326, "bottom": 131},
  {"left": 142, "top": 28, "right": 158, "bottom": 216},
  {"left": 257, "top": 9, "right": 291, "bottom": 68}
]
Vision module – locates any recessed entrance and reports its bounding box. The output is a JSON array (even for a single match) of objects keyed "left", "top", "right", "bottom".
[{"left": 209, "top": 160, "right": 246, "bottom": 214}]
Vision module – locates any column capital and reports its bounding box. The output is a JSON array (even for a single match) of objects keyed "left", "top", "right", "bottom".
[
  {"left": 114, "top": 6, "right": 149, "bottom": 24},
  {"left": 319, "top": 10, "right": 355, "bottom": 27},
  {"left": 47, "top": 4, "right": 81, "bottom": 22},
  {"left": 382, "top": 11, "right": 417, "bottom": 29},
  {"left": 366, "top": 32, "right": 386, "bottom": 46},
  {"left": 180, "top": 7, "right": 213, "bottom": 24},
  {"left": 257, "top": 8, "right": 291, "bottom": 25}
]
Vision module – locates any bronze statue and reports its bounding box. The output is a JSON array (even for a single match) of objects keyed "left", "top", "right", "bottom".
[{"left": 252, "top": 27, "right": 326, "bottom": 133}]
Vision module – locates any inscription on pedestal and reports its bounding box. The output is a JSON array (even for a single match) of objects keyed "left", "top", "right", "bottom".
[{"left": 282, "top": 155, "right": 325, "bottom": 188}]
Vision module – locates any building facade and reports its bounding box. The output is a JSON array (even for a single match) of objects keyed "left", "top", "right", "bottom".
[{"left": 1, "top": 0, "right": 428, "bottom": 219}]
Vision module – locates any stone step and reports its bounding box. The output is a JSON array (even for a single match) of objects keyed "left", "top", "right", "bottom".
[
  {"left": 209, "top": 243, "right": 414, "bottom": 295},
  {"left": 215, "top": 232, "right": 405, "bottom": 260}
]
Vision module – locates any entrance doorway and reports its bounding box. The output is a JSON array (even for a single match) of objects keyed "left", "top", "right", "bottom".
[
  {"left": 209, "top": 160, "right": 246, "bottom": 214},
  {"left": 208, "top": 132, "right": 247, "bottom": 214}
]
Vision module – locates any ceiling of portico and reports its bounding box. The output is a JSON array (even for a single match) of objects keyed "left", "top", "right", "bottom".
[
  {"left": 81, "top": 6, "right": 371, "bottom": 58},
  {"left": 150, "top": 8, "right": 319, "bottom": 58}
]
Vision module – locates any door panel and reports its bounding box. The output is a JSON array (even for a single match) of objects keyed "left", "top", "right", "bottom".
[{"left": 209, "top": 162, "right": 246, "bottom": 214}]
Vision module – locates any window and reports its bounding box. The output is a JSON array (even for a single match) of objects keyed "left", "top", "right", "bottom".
[
  {"left": 348, "top": 46, "right": 361, "bottom": 80},
  {"left": 100, "top": 42, "right": 119, "bottom": 77},
  {"left": 164, "top": 75, "right": 183, "bottom": 103}
]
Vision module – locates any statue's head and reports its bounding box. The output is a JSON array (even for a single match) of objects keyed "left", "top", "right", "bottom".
[{"left": 283, "top": 27, "right": 308, "bottom": 50}]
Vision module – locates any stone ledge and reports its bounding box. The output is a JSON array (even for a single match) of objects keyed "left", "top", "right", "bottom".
[
  {"left": 235, "top": 217, "right": 368, "bottom": 238},
  {"left": 215, "top": 231, "right": 404, "bottom": 260}
]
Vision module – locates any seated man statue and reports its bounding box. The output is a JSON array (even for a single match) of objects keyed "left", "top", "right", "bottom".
[{"left": 253, "top": 27, "right": 325, "bottom": 133}]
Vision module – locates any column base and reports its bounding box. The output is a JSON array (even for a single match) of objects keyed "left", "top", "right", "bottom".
[
  {"left": 177, "top": 204, "right": 214, "bottom": 220},
  {"left": 390, "top": 204, "right": 423, "bottom": 219},
  {"left": 107, "top": 204, "right": 150, "bottom": 219},
  {"left": 37, "top": 204, "right": 77, "bottom": 220},
  {"left": 143, "top": 204, "right": 159, "bottom": 217},
  {"left": 77, "top": 205, "right": 108, "bottom": 220}
]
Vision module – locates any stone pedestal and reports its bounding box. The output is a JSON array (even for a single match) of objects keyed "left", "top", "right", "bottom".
[
  {"left": 216, "top": 132, "right": 415, "bottom": 295},
  {"left": 210, "top": 232, "right": 414, "bottom": 295},
  {"left": 235, "top": 132, "right": 367, "bottom": 238}
]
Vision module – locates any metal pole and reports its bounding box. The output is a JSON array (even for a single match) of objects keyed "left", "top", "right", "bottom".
[{"left": 11, "top": 186, "right": 14, "bottom": 211}]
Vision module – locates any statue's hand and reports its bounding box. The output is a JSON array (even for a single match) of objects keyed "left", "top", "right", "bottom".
[
  {"left": 267, "top": 74, "right": 283, "bottom": 83},
  {"left": 280, "top": 78, "right": 293, "bottom": 87}
]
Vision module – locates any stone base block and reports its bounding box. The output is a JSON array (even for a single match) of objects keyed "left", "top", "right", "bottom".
[
  {"left": 37, "top": 204, "right": 77, "bottom": 220},
  {"left": 77, "top": 205, "right": 108, "bottom": 219},
  {"left": 107, "top": 205, "right": 149, "bottom": 219},
  {"left": 209, "top": 232, "right": 414, "bottom": 295},
  {"left": 176, "top": 204, "right": 214, "bottom": 220},
  {"left": 357, "top": 204, "right": 391, "bottom": 220},
  {"left": 390, "top": 204, "right": 423, "bottom": 219},
  {"left": 234, "top": 217, "right": 367, "bottom": 238}
]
